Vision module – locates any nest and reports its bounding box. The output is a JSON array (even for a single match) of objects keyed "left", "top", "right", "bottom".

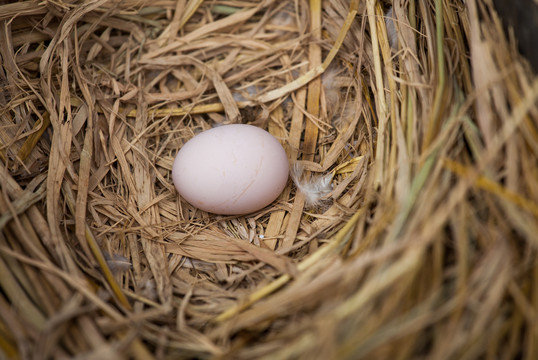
[{"left": 1, "top": 0, "right": 537, "bottom": 358}]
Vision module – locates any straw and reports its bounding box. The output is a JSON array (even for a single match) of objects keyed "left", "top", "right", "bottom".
[{"left": 1, "top": 0, "right": 537, "bottom": 358}]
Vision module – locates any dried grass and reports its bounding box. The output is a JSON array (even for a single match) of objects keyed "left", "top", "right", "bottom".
[{"left": 1, "top": 0, "right": 537, "bottom": 359}]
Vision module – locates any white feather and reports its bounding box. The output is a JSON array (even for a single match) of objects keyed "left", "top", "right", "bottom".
[
  {"left": 322, "top": 66, "right": 343, "bottom": 126},
  {"left": 103, "top": 252, "right": 132, "bottom": 273},
  {"left": 385, "top": 7, "right": 398, "bottom": 51},
  {"left": 291, "top": 163, "right": 334, "bottom": 208}
]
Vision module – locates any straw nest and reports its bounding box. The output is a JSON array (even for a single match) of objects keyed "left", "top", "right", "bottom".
[{"left": 1, "top": 0, "right": 537, "bottom": 359}]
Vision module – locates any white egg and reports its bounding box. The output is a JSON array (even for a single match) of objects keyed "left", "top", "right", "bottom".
[{"left": 172, "top": 124, "right": 289, "bottom": 215}]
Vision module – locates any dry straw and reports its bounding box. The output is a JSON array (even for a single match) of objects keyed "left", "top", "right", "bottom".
[{"left": 1, "top": 0, "right": 537, "bottom": 359}]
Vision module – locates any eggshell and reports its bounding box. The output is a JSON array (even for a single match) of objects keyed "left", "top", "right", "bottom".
[{"left": 172, "top": 124, "right": 289, "bottom": 215}]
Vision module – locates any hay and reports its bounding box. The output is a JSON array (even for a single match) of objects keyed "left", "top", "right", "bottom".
[{"left": 1, "top": 0, "right": 537, "bottom": 358}]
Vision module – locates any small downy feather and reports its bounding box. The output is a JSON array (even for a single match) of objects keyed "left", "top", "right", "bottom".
[
  {"left": 385, "top": 7, "right": 398, "bottom": 52},
  {"left": 332, "top": 98, "right": 356, "bottom": 132},
  {"left": 103, "top": 252, "right": 132, "bottom": 273},
  {"left": 322, "top": 66, "right": 343, "bottom": 126},
  {"left": 291, "top": 163, "right": 334, "bottom": 208}
]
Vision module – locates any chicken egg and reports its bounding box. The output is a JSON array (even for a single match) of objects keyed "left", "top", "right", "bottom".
[{"left": 172, "top": 124, "right": 289, "bottom": 215}]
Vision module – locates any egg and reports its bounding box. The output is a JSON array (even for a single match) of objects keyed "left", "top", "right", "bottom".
[{"left": 172, "top": 124, "right": 289, "bottom": 215}]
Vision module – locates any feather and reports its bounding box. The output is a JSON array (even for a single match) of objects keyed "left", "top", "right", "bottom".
[
  {"left": 103, "top": 252, "right": 132, "bottom": 273},
  {"left": 291, "top": 163, "right": 334, "bottom": 208},
  {"left": 385, "top": 7, "right": 398, "bottom": 51},
  {"left": 232, "top": 85, "right": 259, "bottom": 102},
  {"left": 322, "top": 65, "right": 343, "bottom": 127}
]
